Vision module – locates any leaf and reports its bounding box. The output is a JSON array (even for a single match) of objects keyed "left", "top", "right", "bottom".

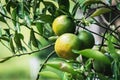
[
  {"left": 17, "top": 2, "right": 24, "bottom": 19},
  {"left": 82, "top": 0, "right": 103, "bottom": 7},
  {"left": 116, "top": 2, "right": 120, "bottom": 10},
  {"left": 0, "top": 3, "right": 6, "bottom": 15},
  {"left": 30, "top": 29, "right": 40, "bottom": 48},
  {"left": 0, "top": 36, "right": 9, "bottom": 42},
  {"left": 107, "top": 35, "right": 118, "bottom": 60},
  {"left": 38, "top": 14, "right": 54, "bottom": 23},
  {"left": 10, "top": 38, "right": 15, "bottom": 54},
  {"left": 90, "top": 7, "right": 111, "bottom": 17},
  {"left": 0, "top": 16, "right": 6, "bottom": 23},
  {"left": 46, "top": 60, "right": 77, "bottom": 75},
  {"left": 39, "top": 71, "right": 61, "bottom": 80},
  {"left": 36, "top": 22, "right": 43, "bottom": 34},
  {"left": 58, "top": 0, "right": 70, "bottom": 12},
  {"left": 73, "top": 49, "right": 111, "bottom": 64},
  {"left": 0, "top": 27, "right": 2, "bottom": 37},
  {"left": 44, "top": 23, "right": 53, "bottom": 36},
  {"left": 6, "top": 0, "right": 18, "bottom": 14},
  {"left": 72, "top": 2, "right": 79, "bottom": 17},
  {"left": 14, "top": 31, "right": 22, "bottom": 50},
  {"left": 4, "top": 29, "right": 11, "bottom": 37},
  {"left": 43, "top": 1, "right": 57, "bottom": 15},
  {"left": 48, "top": 36, "right": 58, "bottom": 42},
  {"left": 11, "top": 8, "right": 17, "bottom": 26},
  {"left": 24, "top": 12, "right": 31, "bottom": 27},
  {"left": 11, "top": 8, "right": 20, "bottom": 32}
]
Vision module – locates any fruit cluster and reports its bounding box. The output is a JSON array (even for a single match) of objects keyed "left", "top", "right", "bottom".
[{"left": 52, "top": 15, "right": 95, "bottom": 60}]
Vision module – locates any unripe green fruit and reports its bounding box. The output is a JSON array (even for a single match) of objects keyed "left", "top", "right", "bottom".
[{"left": 77, "top": 30, "right": 95, "bottom": 49}]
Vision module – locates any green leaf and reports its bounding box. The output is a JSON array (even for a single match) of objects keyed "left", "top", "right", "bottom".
[
  {"left": 38, "top": 14, "right": 54, "bottom": 23},
  {"left": 46, "top": 60, "right": 77, "bottom": 75},
  {"left": 82, "top": 0, "right": 103, "bottom": 7},
  {"left": 0, "top": 3, "right": 6, "bottom": 15},
  {"left": 11, "top": 8, "right": 17, "bottom": 26},
  {"left": 72, "top": 2, "right": 79, "bottom": 17},
  {"left": 43, "top": 1, "right": 57, "bottom": 15},
  {"left": 44, "top": 23, "right": 53, "bottom": 36},
  {"left": 4, "top": 29, "right": 11, "bottom": 37},
  {"left": 117, "top": 2, "right": 120, "bottom": 10},
  {"left": 14, "top": 31, "right": 22, "bottom": 50},
  {"left": 90, "top": 8, "right": 111, "bottom": 17},
  {"left": 24, "top": 12, "right": 31, "bottom": 27},
  {"left": 0, "top": 27, "right": 2, "bottom": 37},
  {"left": 10, "top": 38, "right": 15, "bottom": 54},
  {"left": 73, "top": 49, "right": 111, "bottom": 64},
  {"left": 30, "top": 29, "right": 40, "bottom": 48},
  {"left": 36, "top": 22, "right": 43, "bottom": 34},
  {"left": 0, "top": 36, "right": 9, "bottom": 42},
  {"left": 12, "top": 8, "right": 20, "bottom": 32},
  {"left": 58, "top": 0, "right": 70, "bottom": 12},
  {"left": 0, "top": 16, "right": 6, "bottom": 23},
  {"left": 48, "top": 36, "right": 58, "bottom": 42},
  {"left": 107, "top": 35, "right": 118, "bottom": 60},
  {"left": 112, "top": 60, "right": 120, "bottom": 80},
  {"left": 17, "top": 2, "right": 24, "bottom": 19},
  {"left": 6, "top": 1, "right": 16, "bottom": 14},
  {"left": 39, "top": 71, "right": 61, "bottom": 80}
]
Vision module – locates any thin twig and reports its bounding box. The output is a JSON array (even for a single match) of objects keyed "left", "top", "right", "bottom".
[
  {"left": 99, "top": 29, "right": 108, "bottom": 51},
  {"left": 0, "top": 43, "right": 54, "bottom": 63},
  {"left": 36, "top": 50, "right": 55, "bottom": 80}
]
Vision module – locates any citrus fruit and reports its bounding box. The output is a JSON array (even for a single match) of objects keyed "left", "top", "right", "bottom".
[
  {"left": 52, "top": 15, "right": 75, "bottom": 36},
  {"left": 77, "top": 30, "right": 95, "bottom": 49},
  {"left": 55, "top": 33, "right": 82, "bottom": 60},
  {"left": 93, "top": 60, "right": 112, "bottom": 76}
]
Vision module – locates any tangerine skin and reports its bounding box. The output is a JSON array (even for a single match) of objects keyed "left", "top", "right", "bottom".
[
  {"left": 52, "top": 15, "right": 75, "bottom": 36},
  {"left": 55, "top": 33, "right": 82, "bottom": 60}
]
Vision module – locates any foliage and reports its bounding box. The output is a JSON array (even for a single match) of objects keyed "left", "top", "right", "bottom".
[{"left": 0, "top": 0, "right": 120, "bottom": 80}]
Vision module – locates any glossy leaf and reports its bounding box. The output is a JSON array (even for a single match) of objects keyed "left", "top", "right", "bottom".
[
  {"left": 72, "top": 2, "right": 79, "bottom": 17},
  {"left": 107, "top": 35, "right": 118, "bottom": 60},
  {"left": 11, "top": 8, "right": 17, "bottom": 26},
  {"left": 48, "top": 36, "right": 58, "bottom": 42},
  {"left": 10, "top": 38, "right": 15, "bottom": 54},
  {"left": 0, "top": 36, "right": 9, "bottom": 42},
  {"left": 46, "top": 60, "right": 77, "bottom": 75},
  {"left": 14, "top": 31, "right": 22, "bottom": 50},
  {"left": 24, "top": 12, "right": 31, "bottom": 27},
  {"left": 36, "top": 22, "right": 43, "bottom": 34},
  {"left": 73, "top": 49, "right": 111, "bottom": 64},
  {"left": 38, "top": 14, "right": 54, "bottom": 23},
  {"left": 44, "top": 23, "right": 53, "bottom": 36},
  {"left": 82, "top": 0, "right": 103, "bottom": 7},
  {"left": 30, "top": 29, "right": 40, "bottom": 48},
  {"left": 17, "top": 2, "right": 24, "bottom": 19},
  {"left": 0, "top": 3, "right": 6, "bottom": 15},
  {"left": 39, "top": 71, "right": 61, "bottom": 80},
  {"left": 90, "top": 8, "right": 111, "bottom": 17}
]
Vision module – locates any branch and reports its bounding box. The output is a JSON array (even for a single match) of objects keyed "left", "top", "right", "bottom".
[
  {"left": 0, "top": 43, "right": 54, "bottom": 63},
  {"left": 36, "top": 50, "right": 55, "bottom": 80},
  {"left": 0, "top": 11, "right": 48, "bottom": 40}
]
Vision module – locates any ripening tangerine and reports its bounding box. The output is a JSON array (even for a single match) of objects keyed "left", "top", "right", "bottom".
[
  {"left": 52, "top": 15, "right": 75, "bottom": 36},
  {"left": 55, "top": 33, "right": 82, "bottom": 60}
]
